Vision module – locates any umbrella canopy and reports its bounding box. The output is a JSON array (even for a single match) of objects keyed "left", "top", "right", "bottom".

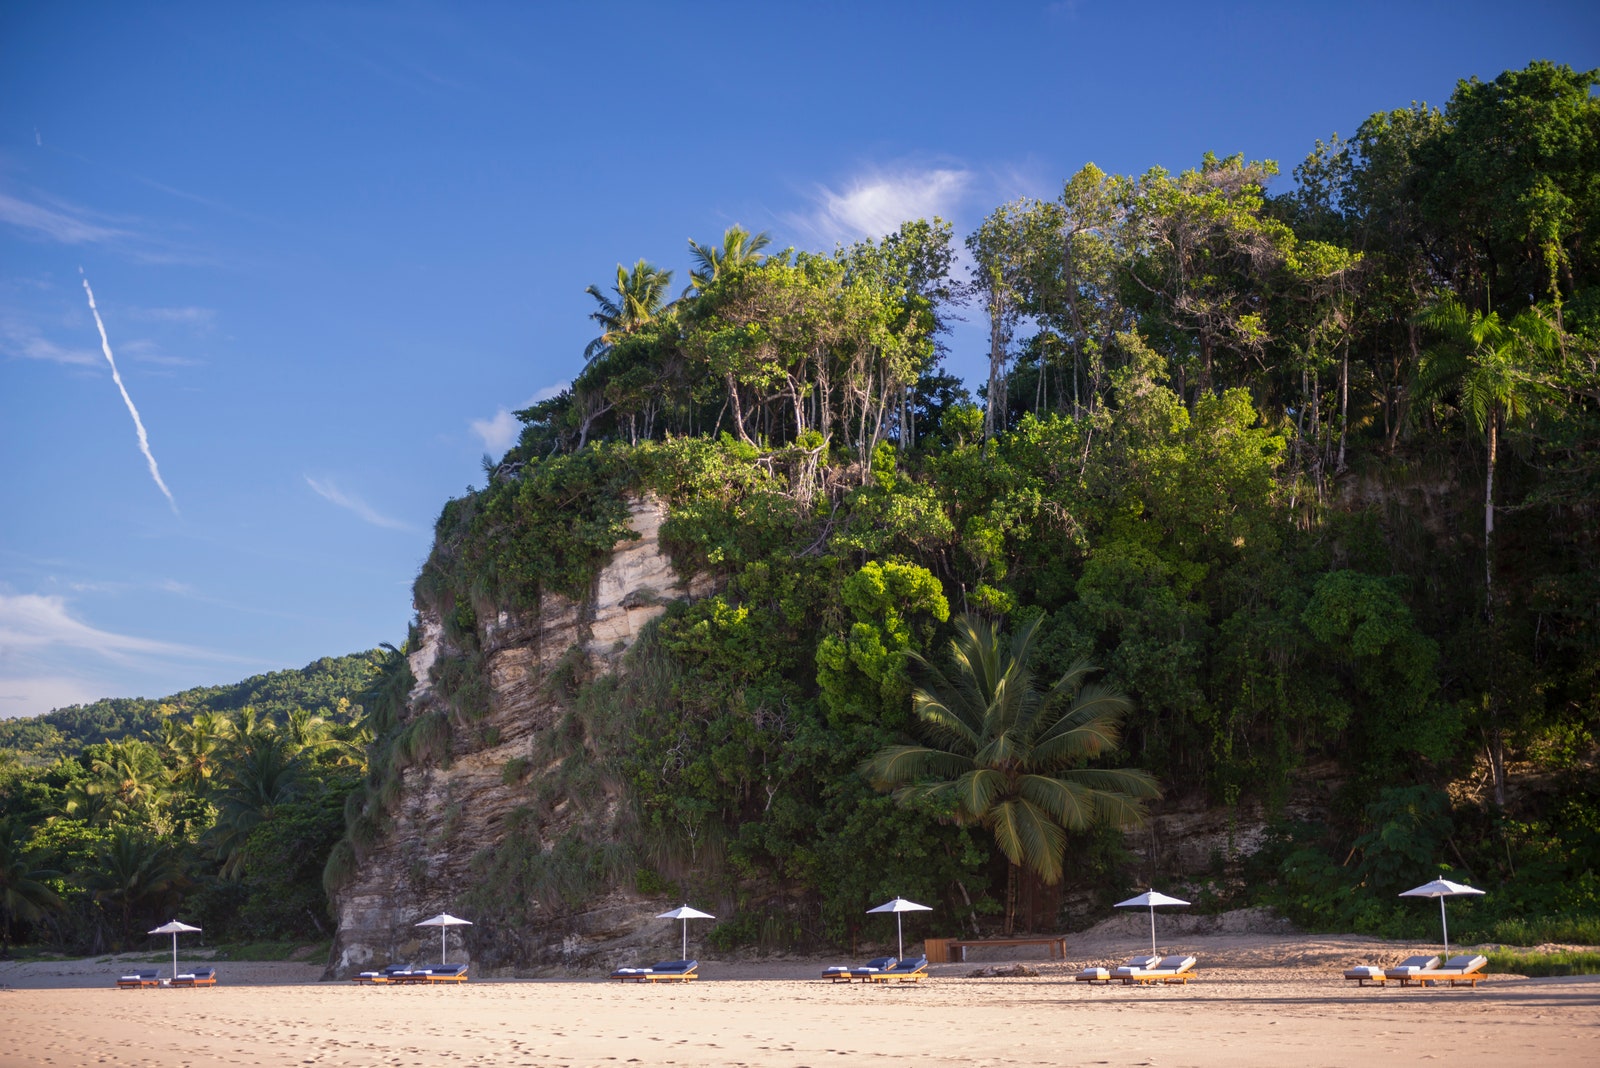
[
  {"left": 1113, "top": 891, "right": 1190, "bottom": 958},
  {"left": 148, "top": 919, "right": 202, "bottom": 980},
  {"left": 414, "top": 913, "right": 473, "bottom": 966},
  {"left": 656, "top": 904, "right": 715, "bottom": 959},
  {"left": 866, "top": 897, "right": 933, "bottom": 960},
  {"left": 1399, "top": 880, "right": 1484, "bottom": 956}
]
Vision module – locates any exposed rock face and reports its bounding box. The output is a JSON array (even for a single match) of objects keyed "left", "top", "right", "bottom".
[{"left": 325, "top": 495, "right": 710, "bottom": 979}]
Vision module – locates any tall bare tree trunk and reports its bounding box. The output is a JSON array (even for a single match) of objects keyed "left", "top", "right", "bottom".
[{"left": 1484, "top": 412, "right": 1506, "bottom": 807}]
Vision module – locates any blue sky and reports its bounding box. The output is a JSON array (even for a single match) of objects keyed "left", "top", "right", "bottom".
[{"left": 2, "top": 1, "right": 1596, "bottom": 718}]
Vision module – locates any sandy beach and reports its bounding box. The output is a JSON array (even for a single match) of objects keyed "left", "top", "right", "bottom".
[{"left": 3, "top": 932, "right": 1596, "bottom": 1067}]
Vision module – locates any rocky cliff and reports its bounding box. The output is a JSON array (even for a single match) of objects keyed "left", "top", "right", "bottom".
[{"left": 325, "top": 495, "right": 713, "bottom": 978}]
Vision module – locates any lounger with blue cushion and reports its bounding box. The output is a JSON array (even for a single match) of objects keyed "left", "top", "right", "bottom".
[
  {"left": 423, "top": 963, "right": 468, "bottom": 983},
  {"left": 1116, "top": 954, "right": 1197, "bottom": 985},
  {"left": 171, "top": 967, "right": 216, "bottom": 988},
  {"left": 116, "top": 969, "right": 161, "bottom": 989},
  {"left": 865, "top": 955, "right": 927, "bottom": 983},
  {"left": 1077, "top": 955, "right": 1159, "bottom": 984},
  {"left": 1419, "top": 954, "right": 1488, "bottom": 988},
  {"left": 822, "top": 956, "right": 897, "bottom": 983},
  {"left": 645, "top": 959, "right": 698, "bottom": 982},
  {"left": 1343, "top": 954, "right": 1438, "bottom": 986},
  {"left": 352, "top": 963, "right": 417, "bottom": 985}
]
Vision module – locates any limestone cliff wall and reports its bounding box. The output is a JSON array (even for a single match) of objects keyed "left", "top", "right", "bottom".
[{"left": 325, "top": 495, "right": 712, "bottom": 978}]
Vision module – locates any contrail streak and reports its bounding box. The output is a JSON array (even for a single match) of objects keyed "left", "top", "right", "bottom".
[{"left": 80, "top": 269, "right": 178, "bottom": 514}]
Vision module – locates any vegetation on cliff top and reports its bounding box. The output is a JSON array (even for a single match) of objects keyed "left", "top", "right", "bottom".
[{"left": 4, "top": 61, "right": 1598, "bottom": 959}]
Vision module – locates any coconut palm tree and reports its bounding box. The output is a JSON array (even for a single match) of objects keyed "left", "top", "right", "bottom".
[
  {"left": 162, "top": 712, "right": 226, "bottom": 793},
  {"left": 1415, "top": 297, "right": 1560, "bottom": 806},
  {"left": 685, "top": 225, "right": 771, "bottom": 294},
  {"left": 584, "top": 259, "right": 674, "bottom": 361},
  {"left": 865, "top": 615, "right": 1160, "bottom": 934},
  {"left": 208, "top": 734, "right": 307, "bottom": 878},
  {"left": 0, "top": 822, "right": 62, "bottom": 957},
  {"left": 84, "top": 829, "right": 183, "bottom": 947}
]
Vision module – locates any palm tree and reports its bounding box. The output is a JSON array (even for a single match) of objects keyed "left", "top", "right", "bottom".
[
  {"left": 162, "top": 712, "right": 225, "bottom": 793},
  {"left": 865, "top": 615, "right": 1160, "bottom": 934},
  {"left": 84, "top": 829, "right": 183, "bottom": 947},
  {"left": 0, "top": 822, "right": 63, "bottom": 957},
  {"left": 89, "top": 740, "right": 168, "bottom": 815},
  {"left": 685, "top": 225, "right": 771, "bottom": 294},
  {"left": 584, "top": 259, "right": 674, "bottom": 361},
  {"left": 208, "top": 734, "right": 307, "bottom": 878},
  {"left": 1415, "top": 298, "right": 1560, "bottom": 806}
]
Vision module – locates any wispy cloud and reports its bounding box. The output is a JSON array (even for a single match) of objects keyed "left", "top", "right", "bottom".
[
  {"left": 305, "top": 476, "right": 413, "bottom": 531},
  {"left": 0, "top": 592, "right": 230, "bottom": 663},
  {"left": 0, "top": 316, "right": 99, "bottom": 366},
  {"left": 0, "top": 591, "right": 252, "bottom": 718},
  {"left": 125, "top": 305, "right": 217, "bottom": 328},
  {"left": 471, "top": 382, "right": 568, "bottom": 454},
  {"left": 0, "top": 189, "right": 130, "bottom": 245},
  {"left": 789, "top": 167, "right": 973, "bottom": 246}
]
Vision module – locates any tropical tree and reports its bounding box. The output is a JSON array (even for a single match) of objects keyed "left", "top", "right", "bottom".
[
  {"left": 865, "top": 615, "right": 1161, "bottom": 933},
  {"left": 209, "top": 734, "right": 307, "bottom": 878},
  {"left": 83, "top": 829, "right": 183, "bottom": 946},
  {"left": 1415, "top": 297, "right": 1562, "bottom": 805},
  {"left": 584, "top": 259, "right": 675, "bottom": 360},
  {"left": 0, "top": 821, "right": 62, "bottom": 956},
  {"left": 686, "top": 225, "right": 771, "bottom": 294}
]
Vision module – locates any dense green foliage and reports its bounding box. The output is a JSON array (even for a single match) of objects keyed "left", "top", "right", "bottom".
[
  {"left": 6, "top": 61, "right": 1598, "bottom": 959},
  {"left": 380, "top": 61, "right": 1598, "bottom": 952},
  {"left": 0, "top": 653, "right": 384, "bottom": 954}
]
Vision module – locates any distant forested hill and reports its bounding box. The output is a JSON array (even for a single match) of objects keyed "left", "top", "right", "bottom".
[{"left": 0, "top": 652, "right": 384, "bottom": 764}]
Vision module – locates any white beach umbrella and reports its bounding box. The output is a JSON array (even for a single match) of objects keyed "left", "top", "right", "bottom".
[
  {"left": 414, "top": 913, "right": 473, "bottom": 966},
  {"left": 866, "top": 897, "right": 933, "bottom": 960},
  {"left": 656, "top": 904, "right": 715, "bottom": 959},
  {"left": 1113, "top": 891, "right": 1190, "bottom": 958},
  {"left": 1399, "top": 879, "right": 1485, "bottom": 956},
  {"left": 148, "top": 919, "right": 202, "bottom": 980}
]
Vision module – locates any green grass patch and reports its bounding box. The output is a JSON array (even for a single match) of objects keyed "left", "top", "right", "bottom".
[{"left": 1486, "top": 948, "right": 1600, "bottom": 977}]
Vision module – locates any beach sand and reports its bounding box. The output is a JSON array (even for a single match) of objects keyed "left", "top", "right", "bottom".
[{"left": 3, "top": 933, "right": 1595, "bottom": 1066}]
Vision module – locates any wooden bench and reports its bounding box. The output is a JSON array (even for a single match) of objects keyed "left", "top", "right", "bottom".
[{"left": 927, "top": 936, "right": 1068, "bottom": 963}]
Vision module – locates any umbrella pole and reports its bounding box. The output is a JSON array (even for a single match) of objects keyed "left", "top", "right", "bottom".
[
  {"left": 682, "top": 919, "right": 687, "bottom": 960},
  {"left": 1440, "top": 897, "right": 1449, "bottom": 956},
  {"left": 1149, "top": 906, "right": 1156, "bottom": 958},
  {"left": 897, "top": 914, "right": 904, "bottom": 961},
  {"left": 442, "top": 925, "right": 447, "bottom": 966},
  {"left": 172, "top": 932, "right": 177, "bottom": 980}
]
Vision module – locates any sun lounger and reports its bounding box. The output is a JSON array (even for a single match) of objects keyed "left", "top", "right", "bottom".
[
  {"left": 116, "top": 969, "right": 161, "bottom": 989},
  {"left": 865, "top": 955, "right": 928, "bottom": 983},
  {"left": 1077, "top": 955, "right": 1159, "bottom": 984},
  {"left": 1342, "top": 954, "right": 1438, "bottom": 986},
  {"left": 170, "top": 967, "right": 216, "bottom": 988},
  {"left": 645, "top": 959, "right": 698, "bottom": 982},
  {"left": 352, "top": 963, "right": 417, "bottom": 985},
  {"left": 422, "top": 963, "right": 468, "bottom": 983},
  {"left": 822, "top": 956, "right": 898, "bottom": 983},
  {"left": 611, "top": 959, "right": 699, "bottom": 982},
  {"left": 1419, "top": 954, "right": 1488, "bottom": 988},
  {"left": 1116, "top": 953, "right": 1197, "bottom": 985}
]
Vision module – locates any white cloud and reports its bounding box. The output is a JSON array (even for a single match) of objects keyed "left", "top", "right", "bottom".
[
  {"left": 470, "top": 382, "right": 569, "bottom": 454},
  {"left": 0, "top": 190, "right": 129, "bottom": 245},
  {"left": 125, "top": 305, "right": 216, "bottom": 328},
  {"left": 0, "top": 675, "right": 108, "bottom": 719},
  {"left": 0, "top": 317, "right": 99, "bottom": 366},
  {"left": 0, "top": 592, "right": 228, "bottom": 663},
  {"left": 793, "top": 168, "right": 973, "bottom": 246},
  {"left": 470, "top": 409, "right": 520, "bottom": 453},
  {"left": 304, "top": 476, "right": 413, "bottom": 531}
]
